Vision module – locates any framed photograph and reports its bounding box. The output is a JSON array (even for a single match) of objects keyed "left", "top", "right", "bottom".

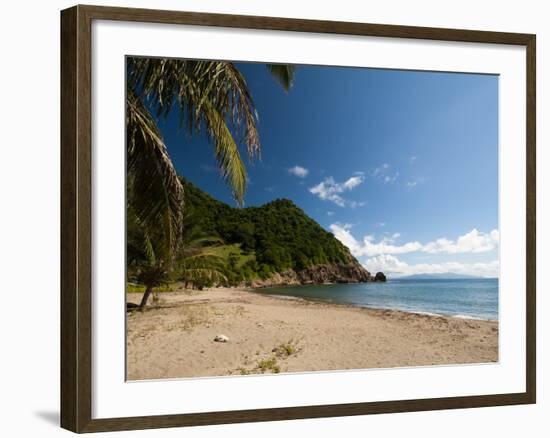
[{"left": 60, "top": 4, "right": 536, "bottom": 433}]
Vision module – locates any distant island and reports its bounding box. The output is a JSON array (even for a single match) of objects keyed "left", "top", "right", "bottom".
[
  {"left": 178, "top": 177, "right": 385, "bottom": 287},
  {"left": 397, "top": 273, "right": 487, "bottom": 280}
]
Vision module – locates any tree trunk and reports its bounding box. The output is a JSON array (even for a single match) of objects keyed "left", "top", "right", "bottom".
[{"left": 139, "top": 285, "right": 153, "bottom": 308}]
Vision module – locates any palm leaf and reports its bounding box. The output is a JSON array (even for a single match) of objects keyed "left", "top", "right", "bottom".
[
  {"left": 127, "top": 89, "right": 184, "bottom": 259},
  {"left": 127, "top": 58, "right": 262, "bottom": 204},
  {"left": 266, "top": 64, "right": 296, "bottom": 91},
  {"left": 127, "top": 58, "right": 296, "bottom": 204},
  {"left": 179, "top": 268, "right": 228, "bottom": 283}
]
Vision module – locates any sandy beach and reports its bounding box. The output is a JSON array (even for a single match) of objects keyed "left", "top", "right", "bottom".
[{"left": 126, "top": 286, "right": 498, "bottom": 381}]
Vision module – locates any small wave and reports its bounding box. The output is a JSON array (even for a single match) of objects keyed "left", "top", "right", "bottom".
[
  {"left": 355, "top": 304, "right": 445, "bottom": 318},
  {"left": 264, "top": 294, "right": 305, "bottom": 301},
  {"left": 408, "top": 310, "right": 443, "bottom": 317},
  {"left": 452, "top": 314, "right": 495, "bottom": 321},
  {"left": 404, "top": 310, "right": 495, "bottom": 321},
  {"left": 362, "top": 305, "right": 495, "bottom": 321}
]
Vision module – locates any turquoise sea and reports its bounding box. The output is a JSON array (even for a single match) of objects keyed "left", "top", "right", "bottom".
[{"left": 258, "top": 278, "right": 498, "bottom": 321}]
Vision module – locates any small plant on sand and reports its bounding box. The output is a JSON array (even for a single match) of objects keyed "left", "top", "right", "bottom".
[
  {"left": 178, "top": 305, "right": 210, "bottom": 332},
  {"left": 256, "top": 357, "right": 281, "bottom": 374},
  {"left": 238, "top": 368, "right": 251, "bottom": 375},
  {"left": 272, "top": 339, "right": 301, "bottom": 358}
]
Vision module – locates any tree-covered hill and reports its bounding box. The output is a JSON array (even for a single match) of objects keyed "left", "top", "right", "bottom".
[{"left": 178, "top": 177, "right": 379, "bottom": 287}]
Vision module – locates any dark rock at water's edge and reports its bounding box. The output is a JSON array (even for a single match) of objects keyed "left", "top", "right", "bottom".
[{"left": 374, "top": 272, "right": 387, "bottom": 282}]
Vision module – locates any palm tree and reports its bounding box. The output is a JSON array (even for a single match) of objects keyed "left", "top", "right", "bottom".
[
  {"left": 127, "top": 58, "right": 294, "bottom": 307},
  {"left": 126, "top": 204, "right": 173, "bottom": 308},
  {"left": 174, "top": 216, "right": 226, "bottom": 290},
  {"left": 177, "top": 248, "right": 228, "bottom": 291}
]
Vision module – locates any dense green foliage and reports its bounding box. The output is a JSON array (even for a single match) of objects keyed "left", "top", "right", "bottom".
[
  {"left": 125, "top": 58, "right": 295, "bottom": 305},
  {"left": 179, "top": 177, "right": 352, "bottom": 285}
]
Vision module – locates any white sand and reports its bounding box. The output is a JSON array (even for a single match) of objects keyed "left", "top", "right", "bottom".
[{"left": 126, "top": 287, "right": 498, "bottom": 380}]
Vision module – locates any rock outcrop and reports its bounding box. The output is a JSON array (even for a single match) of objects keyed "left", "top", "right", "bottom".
[
  {"left": 243, "top": 260, "right": 386, "bottom": 288},
  {"left": 297, "top": 261, "right": 371, "bottom": 284}
]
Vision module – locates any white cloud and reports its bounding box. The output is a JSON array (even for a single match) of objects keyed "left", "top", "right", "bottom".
[
  {"left": 288, "top": 165, "right": 309, "bottom": 178},
  {"left": 405, "top": 177, "right": 427, "bottom": 190},
  {"left": 329, "top": 222, "right": 363, "bottom": 253},
  {"left": 349, "top": 200, "right": 366, "bottom": 209},
  {"left": 423, "top": 229, "right": 500, "bottom": 254},
  {"left": 327, "top": 211, "right": 335, "bottom": 217},
  {"left": 309, "top": 174, "right": 365, "bottom": 207},
  {"left": 363, "top": 254, "right": 499, "bottom": 278},
  {"left": 372, "top": 163, "right": 399, "bottom": 184},
  {"left": 373, "top": 163, "right": 389, "bottom": 177},
  {"left": 363, "top": 254, "right": 409, "bottom": 273},
  {"left": 330, "top": 224, "right": 499, "bottom": 257},
  {"left": 309, "top": 178, "right": 346, "bottom": 206},
  {"left": 410, "top": 156, "right": 417, "bottom": 163},
  {"left": 343, "top": 175, "right": 364, "bottom": 190}
]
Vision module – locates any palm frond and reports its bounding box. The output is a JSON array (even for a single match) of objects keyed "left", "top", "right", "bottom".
[
  {"left": 127, "top": 89, "right": 184, "bottom": 259},
  {"left": 127, "top": 58, "right": 296, "bottom": 205},
  {"left": 127, "top": 58, "right": 258, "bottom": 204},
  {"left": 178, "top": 250, "right": 225, "bottom": 268},
  {"left": 266, "top": 64, "right": 296, "bottom": 91},
  {"left": 185, "top": 236, "right": 225, "bottom": 247},
  {"left": 201, "top": 100, "right": 247, "bottom": 204},
  {"left": 179, "top": 268, "right": 228, "bottom": 284}
]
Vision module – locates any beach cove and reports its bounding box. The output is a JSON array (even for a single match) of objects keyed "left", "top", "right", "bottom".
[{"left": 126, "top": 286, "right": 498, "bottom": 381}]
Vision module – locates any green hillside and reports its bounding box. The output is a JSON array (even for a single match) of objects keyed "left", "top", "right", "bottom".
[{"left": 179, "top": 177, "right": 365, "bottom": 286}]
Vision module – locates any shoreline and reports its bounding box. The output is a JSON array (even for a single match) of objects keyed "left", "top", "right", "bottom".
[
  {"left": 127, "top": 286, "right": 498, "bottom": 380},
  {"left": 251, "top": 289, "right": 498, "bottom": 322}
]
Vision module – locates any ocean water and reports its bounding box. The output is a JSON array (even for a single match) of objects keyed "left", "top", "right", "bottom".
[{"left": 258, "top": 278, "right": 498, "bottom": 321}]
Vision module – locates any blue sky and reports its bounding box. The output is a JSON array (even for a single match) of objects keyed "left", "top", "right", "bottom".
[{"left": 159, "top": 62, "right": 499, "bottom": 278}]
